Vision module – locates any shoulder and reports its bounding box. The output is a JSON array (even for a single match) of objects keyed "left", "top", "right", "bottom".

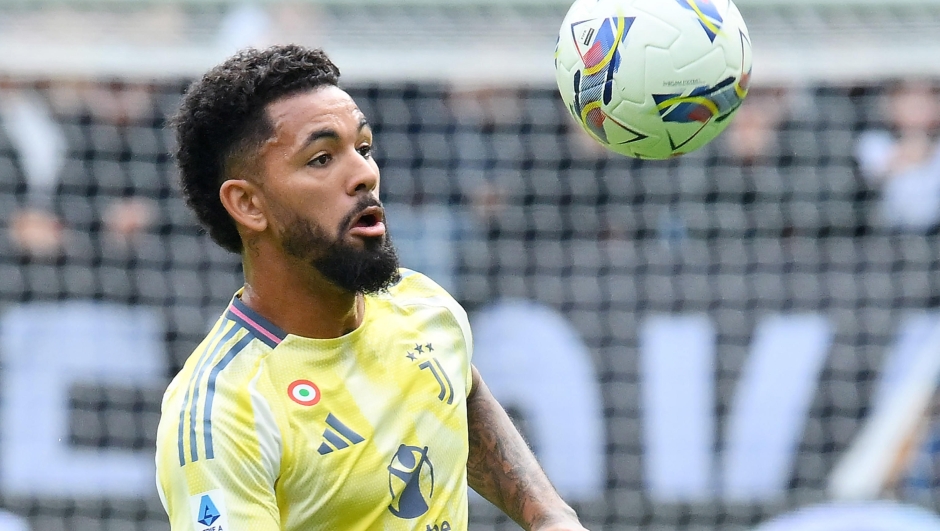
[
  {"left": 385, "top": 268, "right": 465, "bottom": 313},
  {"left": 378, "top": 268, "right": 473, "bottom": 351},
  {"left": 161, "top": 321, "right": 275, "bottom": 428},
  {"left": 157, "top": 333, "right": 282, "bottom": 469}
]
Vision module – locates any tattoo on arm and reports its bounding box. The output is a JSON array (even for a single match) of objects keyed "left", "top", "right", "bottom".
[{"left": 466, "top": 366, "right": 577, "bottom": 530}]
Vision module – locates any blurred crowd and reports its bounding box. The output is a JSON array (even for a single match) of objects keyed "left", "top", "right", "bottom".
[
  {"left": 2, "top": 78, "right": 168, "bottom": 260},
  {"left": 4, "top": 75, "right": 940, "bottom": 531}
]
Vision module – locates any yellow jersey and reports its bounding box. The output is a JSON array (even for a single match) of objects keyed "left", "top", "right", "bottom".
[{"left": 155, "top": 269, "right": 473, "bottom": 531}]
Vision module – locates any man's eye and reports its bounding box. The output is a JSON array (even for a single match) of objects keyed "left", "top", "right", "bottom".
[
  {"left": 358, "top": 144, "right": 374, "bottom": 158},
  {"left": 308, "top": 154, "right": 331, "bottom": 167}
]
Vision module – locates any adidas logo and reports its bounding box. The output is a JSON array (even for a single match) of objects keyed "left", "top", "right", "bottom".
[{"left": 317, "top": 413, "right": 365, "bottom": 455}]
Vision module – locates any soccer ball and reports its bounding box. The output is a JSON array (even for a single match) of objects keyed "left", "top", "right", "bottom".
[{"left": 555, "top": 0, "right": 752, "bottom": 159}]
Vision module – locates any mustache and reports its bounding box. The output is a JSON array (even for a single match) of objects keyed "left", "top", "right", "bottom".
[{"left": 339, "top": 196, "right": 384, "bottom": 232}]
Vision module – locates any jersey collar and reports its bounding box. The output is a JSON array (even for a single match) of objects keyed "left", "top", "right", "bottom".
[{"left": 225, "top": 292, "right": 288, "bottom": 348}]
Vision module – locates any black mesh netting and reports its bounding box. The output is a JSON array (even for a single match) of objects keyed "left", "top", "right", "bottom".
[{"left": 1, "top": 79, "right": 939, "bottom": 531}]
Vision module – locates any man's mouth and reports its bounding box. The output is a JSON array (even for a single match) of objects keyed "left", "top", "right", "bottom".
[{"left": 348, "top": 205, "right": 386, "bottom": 238}]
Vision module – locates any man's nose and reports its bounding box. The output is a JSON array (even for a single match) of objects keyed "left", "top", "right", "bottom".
[{"left": 347, "top": 152, "right": 379, "bottom": 195}]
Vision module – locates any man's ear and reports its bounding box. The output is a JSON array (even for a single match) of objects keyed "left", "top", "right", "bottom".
[{"left": 220, "top": 179, "right": 267, "bottom": 233}]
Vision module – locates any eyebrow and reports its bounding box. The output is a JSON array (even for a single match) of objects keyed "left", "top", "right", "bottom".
[{"left": 301, "top": 118, "right": 372, "bottom": 149}]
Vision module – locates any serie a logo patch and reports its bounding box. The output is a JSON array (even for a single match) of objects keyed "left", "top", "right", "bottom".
[{"left": 189, "top": 489, "right": 229, "bottom": 531}]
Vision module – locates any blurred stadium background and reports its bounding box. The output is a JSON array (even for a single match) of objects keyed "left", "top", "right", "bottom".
[{"left": 4, "top": 0, "right": 940, "bottom": 530}]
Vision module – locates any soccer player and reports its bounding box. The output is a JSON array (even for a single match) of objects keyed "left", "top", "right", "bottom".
[{"left": 154, "top": 45, "right": 589, "bottom": 531}]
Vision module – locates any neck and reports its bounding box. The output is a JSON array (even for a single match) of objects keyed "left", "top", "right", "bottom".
[{"left": 239, "top": 240, "right": 365, "bottom": 339}]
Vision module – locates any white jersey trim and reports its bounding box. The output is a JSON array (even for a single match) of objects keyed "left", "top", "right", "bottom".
[{"left": 249, "top": 366, "right": 282, "bottom": 486}]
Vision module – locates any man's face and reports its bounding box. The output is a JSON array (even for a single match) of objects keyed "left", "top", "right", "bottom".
[{"left": 255, "top": 85, "right": 399, "bottom": 293}]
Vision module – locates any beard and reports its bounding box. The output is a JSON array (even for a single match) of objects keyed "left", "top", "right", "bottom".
[{"left": 280, "top": 198, "right": 401, "bottom": 294}]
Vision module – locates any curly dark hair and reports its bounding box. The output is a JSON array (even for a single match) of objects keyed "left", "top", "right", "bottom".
[{"left": 172, "top": 44, "right": 341, "bottom": 253}]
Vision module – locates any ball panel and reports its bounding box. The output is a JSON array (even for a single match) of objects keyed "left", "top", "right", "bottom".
[
  {"left": 643, "top": 46, "right": 727, "bottom": 94},
  {"left": 555, "top": 0, "right": 751, "bottom": 159}
]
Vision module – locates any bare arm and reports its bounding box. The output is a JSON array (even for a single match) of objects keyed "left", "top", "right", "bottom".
[{"left": 466, "top": 365, "right": 588, "bottom": 531}]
